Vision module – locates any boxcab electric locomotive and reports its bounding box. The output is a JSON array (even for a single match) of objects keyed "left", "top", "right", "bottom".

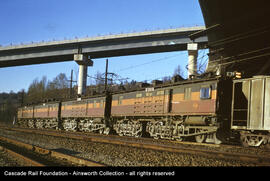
[
  {"left": 110, "top": 76, "right": 232, "bottom": 144},
  {"left": 16, "top": 75, "right": 270, "bottom": 147}
]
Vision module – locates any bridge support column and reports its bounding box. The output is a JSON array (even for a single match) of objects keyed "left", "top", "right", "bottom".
[
  {"left": 78, "top": 64, "right": 87, "bottom": 96},
  {"left": 74, "top": 54, "right": 93, "bottom": 98},
  {"left": 187, "top": 43, "right": 198, "bottom": 79}
]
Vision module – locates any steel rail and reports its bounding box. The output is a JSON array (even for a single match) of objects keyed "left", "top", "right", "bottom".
[
  {"left": 1, "top": 126, "right": 270, "bottom": 166},
  {"left": 0, "top": 135, "right": 105, "bottom": 167},
  {"left": 0, "top": 138, "right": 45, "bottom": 166}
]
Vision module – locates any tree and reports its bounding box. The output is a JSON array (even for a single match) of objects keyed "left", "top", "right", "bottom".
[
  {"left": 162, "top": 76, "right": 171, "bottom": 83},
  {"left": 0, "top": 92, "right": 19, "bottom": 124},
  {"left": 17, "top": 89, "right": 25, "bottom": 106},
  {"left": 50, "top": 73, "right": 68, "bottom": 89},
  {"left": 24, "top": 73, "right": 70, "bottom": 103},
  {"left": 46, "top": 73, "right": 69, "bottom": 99},
  {"left": 173, "top": 65, "right": 185, "bottom": 78},
  {"left": 94, "top": 71, "right": 105, "bottom": 85},
  {"left": 26, "top": 77, "right": 47, "bottom": 103}
]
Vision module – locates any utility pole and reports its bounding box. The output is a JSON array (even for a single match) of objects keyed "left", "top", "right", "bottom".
[
  {"left": 70, "top": 69, "right": 73, "bottom": 98},
  {"left": 104, "top": 59, "right": 109, "bottom": 92},
  {"left": 68, "top": 69, "right": 77, "bottom": 98}
]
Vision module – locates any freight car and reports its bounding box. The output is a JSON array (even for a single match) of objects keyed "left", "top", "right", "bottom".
[
  {"left": 231, "top": 76, "right": 270, "bottom": 147},
  {"left": 16, "top": 75, "right": 270, "bottom": 147}
]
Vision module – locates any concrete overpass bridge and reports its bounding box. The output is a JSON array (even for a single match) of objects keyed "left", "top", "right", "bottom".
[{"left": 0, "top": 26, "right": 207, "bottom": 96}]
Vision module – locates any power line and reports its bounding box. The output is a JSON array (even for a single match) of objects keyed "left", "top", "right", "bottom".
[
  {"left": 87, "top": 50, "right": 208, "bottom": 86},
  {"left": 115, "top": 52, "right": 186, "bottom": 73}
]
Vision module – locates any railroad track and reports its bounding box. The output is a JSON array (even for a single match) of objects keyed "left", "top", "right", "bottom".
[
  {"left": 1, "top": 125, "right": 270, "bottom": 166},
  {"left": 0, "top": 141, "right": 45, "bottom": 166},
  {"left": 0, "top": 135, "right": 105, "bottom": 167}
]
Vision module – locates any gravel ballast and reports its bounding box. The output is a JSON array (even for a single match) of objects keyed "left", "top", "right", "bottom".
[{"left": 0, "top": 129, "right": 262, "bottom": 166}]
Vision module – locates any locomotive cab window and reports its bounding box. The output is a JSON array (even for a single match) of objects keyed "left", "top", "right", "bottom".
[{"left": 200, "top": 86, "right": 211, "bottom": 99}]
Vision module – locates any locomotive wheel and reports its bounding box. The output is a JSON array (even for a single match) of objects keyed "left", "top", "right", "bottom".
[
  {"left": 135, "top": 131, "right": 142, "bottom": 138},
  {"left": 99, "top": 128, "right": 104, "bottom": 134},
  {"left": 175, "top": 137, "right": 183, "bottom": 142},
  {"left": 240, "top": 135, "right": 249, "bottom": 147},
  {"left": 103, "top": 127, "right": 110, "bottom": 135},
  {"left": 195, "top": 134, "right": 206, "bottom": 143},
  {"left": 213, "top": 133, "right": 222, "bottom": 144}
]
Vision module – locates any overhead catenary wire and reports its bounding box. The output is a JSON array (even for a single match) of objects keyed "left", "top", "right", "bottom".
[
  {"left": 209, "top": 46, "right": 270, "bottom": 66},
  {"left": 140, "top": 50, "right": 209, "bottom": 82},
  {"left": 87, "top": 49, "right": 209, "bottom": 85},
  {"left": 219, "top": 52, "right": 270, "bottom": 66},
  {"left": 115, "top": 52, "right": 186, "bottom": 73},
  {"left": 184, "top": 49, "right": 208, "bottom": 75},
  {"left": 85, "top": 52, "right": 186, "bottom": 84},
  {"left": 208, "top": 25, "right": 270, "bottom": 48}
]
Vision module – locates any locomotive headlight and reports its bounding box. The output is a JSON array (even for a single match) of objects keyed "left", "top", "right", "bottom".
[{"left": 235, "top": 71, "right": 242, "bottom": 79}]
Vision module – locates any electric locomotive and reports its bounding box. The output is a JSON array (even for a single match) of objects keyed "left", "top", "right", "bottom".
[{"left": 16, "top": 75, "right": 270, "bottom": 147}]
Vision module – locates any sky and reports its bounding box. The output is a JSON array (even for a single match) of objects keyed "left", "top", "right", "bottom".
[{"left": 0, "top": 0, "right": 206, "bottom": 93}]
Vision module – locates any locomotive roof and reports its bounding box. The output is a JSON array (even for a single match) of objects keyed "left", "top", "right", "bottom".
[
  {"left": 111, "top": 76, "right": 221, "bottom": 95},
  {"left": 19, "top": 76, "right": 222, "bottom": 109},
  {"left": 233, "top": 75, "right": 270, "bottom": 83}
]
